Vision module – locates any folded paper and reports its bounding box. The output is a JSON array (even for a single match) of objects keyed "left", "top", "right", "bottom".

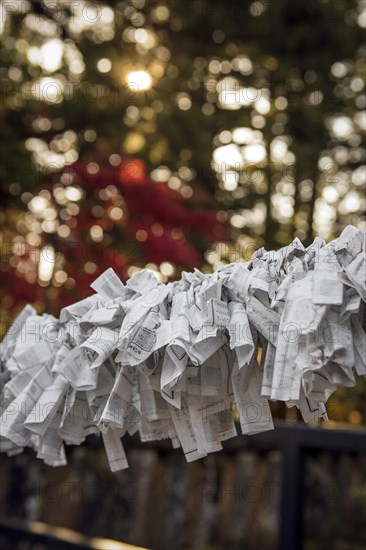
[{"left": 0, "top": 225, "right": 365, "bottom": 470}]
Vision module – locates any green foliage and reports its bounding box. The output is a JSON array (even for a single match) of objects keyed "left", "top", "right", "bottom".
[{"left": 0, "top": 0, "right": 365, "bottom": 422}]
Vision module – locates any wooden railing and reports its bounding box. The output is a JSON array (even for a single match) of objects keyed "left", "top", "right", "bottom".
[
  {"left": 0, "top": 420, "right": 365, "bottom": 550},
  {"left": 0, "top": 516, "right": 150, "bottom": 550},
  {"left": 224, "top": 421, "right": 366, "bottom": 550}
]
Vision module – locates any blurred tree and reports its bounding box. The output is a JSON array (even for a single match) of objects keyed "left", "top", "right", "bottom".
[
  {"left": 0, "top": 0, "right": 365, "bottom": 314},
  {"left": 1, "top": 4, "right": 366, "bottom": 538}
]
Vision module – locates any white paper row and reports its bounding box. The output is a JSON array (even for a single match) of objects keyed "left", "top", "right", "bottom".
[{"left": 0, "top": 225, "right": 365, "bottom": 470}]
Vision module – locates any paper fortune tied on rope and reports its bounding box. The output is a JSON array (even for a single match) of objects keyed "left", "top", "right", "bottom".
[{"left": 0, "top": 225, "right": 365, "bottom": 471}]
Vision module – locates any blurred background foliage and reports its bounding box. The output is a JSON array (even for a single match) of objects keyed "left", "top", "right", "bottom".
[{"left": 0, "top": 0, "right": 365, "bottom": 424}]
